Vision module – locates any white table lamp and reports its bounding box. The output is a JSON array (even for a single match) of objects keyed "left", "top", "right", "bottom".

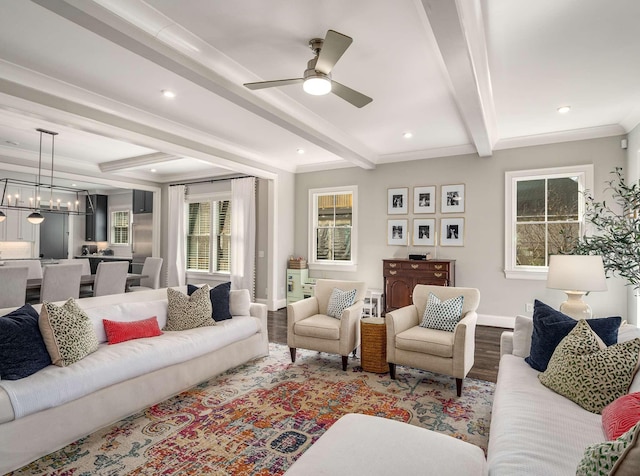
[{"left": 546, "top": 255, "right": 607, "bottom": 319}]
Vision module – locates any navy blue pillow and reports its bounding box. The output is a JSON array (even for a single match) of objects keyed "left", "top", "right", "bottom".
[
  {"left": 187, "top": 282, "right": 232, "bottom": 321},
  {"left": 525, "top": 300, "right": 621, "bottom": 372},
  {"left": 0, "top": 304, "right": 52, "bottom": 380}
]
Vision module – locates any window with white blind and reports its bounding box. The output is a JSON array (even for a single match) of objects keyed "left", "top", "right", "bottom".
[
  {"left": 110, "top": 210, "right": 130, "bottom": 245},
  {"left": 308, "top": 185, "right": 358, "bottom": 271},
  {"left": 187, "top": 198, "right": 231, "bottom": 273}
]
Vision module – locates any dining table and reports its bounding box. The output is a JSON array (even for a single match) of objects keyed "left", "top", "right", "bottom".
[{"left": 26, "top": 273, "right": 147, "bottom": 292}]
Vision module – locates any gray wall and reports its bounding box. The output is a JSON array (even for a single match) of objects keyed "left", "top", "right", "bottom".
[
  {"left": 626, "top": 123, "right": 640, "bottom": 324},
  {"left": 294, "top": 136, "right": 630, "bottom": 324}
]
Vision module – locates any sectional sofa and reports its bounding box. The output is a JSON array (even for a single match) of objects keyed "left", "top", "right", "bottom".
[{"left": 0, "top": 286, "right": 268, "bottom": 474}]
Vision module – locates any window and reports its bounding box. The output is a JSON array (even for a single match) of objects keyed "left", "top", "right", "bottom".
[
  {"left": 110, "top": 210, "right": 130, "bottom": 245},
  {"left": 308, "top": 185, "right": 358, "bottom": 271},
  {"left": 186, "top": 197, "right": 231, "bottom": 273},
  {"left": 505, "top": 165, "right": 593, "bottom": 279}
]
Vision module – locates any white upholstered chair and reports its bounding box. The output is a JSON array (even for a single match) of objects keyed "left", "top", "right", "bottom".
[
  {"left": 93, "top": 261, "right": 129, "bottom": 297},
  {"left": 287, "top": 279, "right": 367, "bottom": 370},
  {"left": 386, "top": 285, "right": 480, "bottom": 396},
  {"left": 56, "top": 258, "right": 91, "bottom": 275},
  {"left": 128, "top": 257, "right": 163, "bottom": 291},
  {"left": 40, "top": 263, "right": 83, "bottom": 303},
  {"left": 0, "top": 266, "right": 28, "bottom": 308},
  {"left": 3, "top": 259, "right": 43, "bottom": 279}
]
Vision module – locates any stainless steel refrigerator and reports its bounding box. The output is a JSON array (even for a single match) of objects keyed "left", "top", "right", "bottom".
[{"left": 131, "top": 213, "right": 152, "bottom": 274}]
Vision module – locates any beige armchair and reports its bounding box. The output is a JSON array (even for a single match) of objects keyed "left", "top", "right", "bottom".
[
  {"left": 386, "top": 285, "right": 480, "bottom": 396},
  {"left": 287, "top": 279, "right": 367, "bottom": 370}
]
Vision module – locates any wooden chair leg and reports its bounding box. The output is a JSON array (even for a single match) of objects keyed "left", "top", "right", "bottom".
[
  {"left": 389, "top": 363, "right": 396, "bottom": 379},
  {"left": 289, "top": 347, "right": 296, "bottom": 363},
  {"left": 342, "top": 355, "right": 348, "bottom": 371},
  {"left": 456, "top": 378, "right": 463, "bottom": 397}
]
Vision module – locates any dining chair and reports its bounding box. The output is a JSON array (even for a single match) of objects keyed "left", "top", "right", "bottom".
[
  {"left": 3, "top": 259, "right": 43, "bottom": 279},
  {"left": 56, "top": 258, "right": 91, "bottom": 276},
  {"left": 93, "top": 261, "right": 129, "bottom": 297},
  {"left": 40, "top": 263, "right": 83, "bottom": 303},
  {"left": 129, "top": 257, "right": 163, "bottom": 292},
  {"left": 0, "top": 266, "right": 29, "bottom": 308}
]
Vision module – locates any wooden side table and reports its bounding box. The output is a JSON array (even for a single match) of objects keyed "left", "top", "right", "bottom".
[{"left": 360, "top": 317, "right": 388, "bottom": 373}]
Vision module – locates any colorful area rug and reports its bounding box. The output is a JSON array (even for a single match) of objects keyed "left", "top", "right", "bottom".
[{"left": 12, "top": 343, "right": 494, "bottom": 475}]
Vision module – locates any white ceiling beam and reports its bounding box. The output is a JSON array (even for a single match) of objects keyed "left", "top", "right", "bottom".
[
  {"left": 418, "top": 0, "right": 497, "bottom": 157},
  {"left": 99, "top": 152, "right": 181, "bottom": 172},
  {"left": 31, "top": 0, "right": 376, "bottom": 170}
]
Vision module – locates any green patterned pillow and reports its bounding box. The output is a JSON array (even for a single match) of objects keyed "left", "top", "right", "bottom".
[
  {"left": 165, "top": 286, "right": 214, "bottom": 331},
  {"left": 420, "top": 293, "right": 464, "bottom": 332},
  {"left": 39, "top": 299, "right": 99, "bottom": 367},
  {"left": 576, "top": 421, "right": 640, "bottom": 475},
  {"left": 539, "top": 319, "right": 640, "bottom": 414}
]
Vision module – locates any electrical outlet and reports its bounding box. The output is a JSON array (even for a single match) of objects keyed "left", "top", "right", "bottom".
[{"left": 525, "top": 302, "right": 534, "bottom": 313}]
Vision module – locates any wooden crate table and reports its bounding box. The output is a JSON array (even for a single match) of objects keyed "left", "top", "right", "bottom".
[{"left": 360, "top": 317, "right": 387, "bottom": 373}]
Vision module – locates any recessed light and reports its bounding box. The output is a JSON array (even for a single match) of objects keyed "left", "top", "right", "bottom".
[
  {"left": 403, "top": 132, "right": 413, "bottom": 139},
  {"left": 557, "top": 106, "right": 571, "bottom": 114},
  {"left": 161, "top": 89, "right": 176, "bottom": 99},
  {"left": 150, "top": 168, "right": 157, "bottom": 173},
  {"left": 296, "top": 149, "right": 305, "bottom": 154},
  {"left": 71, "top": 183, "right": 77, "bottom": 187}
]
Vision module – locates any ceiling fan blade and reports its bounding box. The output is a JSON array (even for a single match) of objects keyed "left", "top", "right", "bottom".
[
  {"left": 244, "top": 78, "right": 304, "bottom": 90},
  {"left": 315, "top": 30, "right": 353, "bottom": 74},
  {"left": 330, "top": 80, "right": 373, "bottom": 108}
]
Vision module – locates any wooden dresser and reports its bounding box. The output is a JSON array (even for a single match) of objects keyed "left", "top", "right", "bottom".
[{"left": 383, "top": 259, "right": 456, "bottom": 314}]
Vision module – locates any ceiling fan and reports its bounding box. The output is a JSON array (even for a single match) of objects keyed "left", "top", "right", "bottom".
[{"left": 243, "top": 30, "right": 373, "bottom": 108}]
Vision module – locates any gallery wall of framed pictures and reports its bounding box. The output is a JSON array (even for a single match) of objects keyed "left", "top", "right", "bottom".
[{"left": 387, "top": 184, "right": 465, "bottom": 247}]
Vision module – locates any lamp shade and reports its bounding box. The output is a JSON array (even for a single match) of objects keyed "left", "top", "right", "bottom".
[
  {"left": 547, "top": 255, "right": 607, "bottom": 292},
  {"left": 26, "top": 211, "right": 44, "bottom": 224}
]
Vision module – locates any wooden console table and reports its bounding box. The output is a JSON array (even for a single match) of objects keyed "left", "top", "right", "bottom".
[{"left": 383, "top": 259, "right": 455, "bottom": 314}]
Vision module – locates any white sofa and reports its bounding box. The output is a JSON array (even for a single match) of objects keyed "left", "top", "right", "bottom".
[
  {"left": 0, "top": 287, "right": 268, "bottom": 474},
  {"left": 487, "top": 317, "right": 640, "bottom": 475}
]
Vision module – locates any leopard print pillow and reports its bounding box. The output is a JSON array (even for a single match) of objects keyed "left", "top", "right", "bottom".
[
  {"left": 165, "top": 286, "right": 214, "bottom": 331},
  {"left": 39, "top": 299, "right": 99, "bottom": 367}
]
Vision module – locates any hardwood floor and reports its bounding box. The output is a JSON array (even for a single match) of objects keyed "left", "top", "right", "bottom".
[{"left": 268, "top": 308, "right": 507, "bottom": 383}]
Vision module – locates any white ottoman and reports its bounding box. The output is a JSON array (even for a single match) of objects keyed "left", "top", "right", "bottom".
[{"left": 285, "top": 413, "right": 487, "bottom": 475}]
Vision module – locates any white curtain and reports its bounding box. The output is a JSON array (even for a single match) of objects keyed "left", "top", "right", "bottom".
[
  {"left": 167, "top": 185, "right": 186, "bottom": 286},
  {"left": 231, "top": 177, "right": 256, "bottom": 298}
]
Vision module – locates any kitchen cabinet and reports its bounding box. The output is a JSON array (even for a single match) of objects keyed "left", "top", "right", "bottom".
[
  {"left": 383, "top": 259, "right": 455, "bottom": 314},
  {"left": 85, "top": 194, "right": 108, "bottom": 242},
  {"left": 0, "top": 185, "right": 37, "bottom": 242},
  {"left": 132, "top": 190, "right": 153, "bottom": 214}
]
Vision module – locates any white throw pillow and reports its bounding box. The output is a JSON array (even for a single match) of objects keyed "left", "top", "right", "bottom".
[
  {"left": 229, "top": 289, "right": 251, "bottom": 316},
  {"left": 326, "top": 288, "right": 357, "bottom": 319},
  {"left": 512, "top": 315, "right": 533, "bottom": 358}
]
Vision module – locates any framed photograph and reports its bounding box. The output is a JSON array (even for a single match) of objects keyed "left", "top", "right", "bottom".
[
  {"left": 388, "top": 187, "right": 408, "bottom": 214},
  {"left": 441, "top": 184, "right": 465, "bottom": 213},
  {"left": 413, "top": 218, "right": 435, "bottom": 246},
  {"left": 388, "top": 219, "right": 408, "bottom": 245},
  {"left": 440, "top": 217, "right": 465, "bottom": 246},
  {"left": 413, "top": 186, "right": 436, "bottom": 214}
]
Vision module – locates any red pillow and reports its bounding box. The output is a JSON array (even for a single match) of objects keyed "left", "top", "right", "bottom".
[
  {"left": 602, "top": 392, "right": 640, "bottom": 440},
  {"left": 102, "top": 316, "right": 162, "bottom": 345}
]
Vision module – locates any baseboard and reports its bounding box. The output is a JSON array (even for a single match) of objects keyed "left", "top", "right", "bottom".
[
  {"left": 477, "top": 313, "right": 515, "bottom": 329},
  {"left": 257, "top": 297, "right": 287, "bottom": 312}
]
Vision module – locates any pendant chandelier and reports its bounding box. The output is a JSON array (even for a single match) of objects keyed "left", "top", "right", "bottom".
[{"left": 0, "top": 128, "right": 95, "bottom": 224}]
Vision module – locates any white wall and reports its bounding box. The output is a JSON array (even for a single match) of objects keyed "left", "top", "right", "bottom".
[
  {"left": 294, "top": 136, "right": 629, "bottom": 325},
  {"left": 626, "top": 123, "right": 640, "bottom": 325}
]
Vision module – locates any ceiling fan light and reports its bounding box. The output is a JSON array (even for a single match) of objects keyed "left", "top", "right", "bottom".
[
  {"left": 303, "top": 77, "right": 331, "bottom": 96},
  {"left": 27, "top": 211, "right": 44, "bottom": 224}
]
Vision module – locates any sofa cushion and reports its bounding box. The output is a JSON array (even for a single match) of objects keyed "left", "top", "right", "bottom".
[
  {"left": 396, "top": 326, "right": 454, "bottom": 358},
  {"left": 539, "top": 319, "right": 640, "bottom": 414},
  {"left": 0, "top": 304, "right": 51, "bottom": 380},
  {"left": 39, "top": 299, "right": 99, "bottom": 367},
  {"left": 525, "top": 300, "right": 621, "bottom": 372},
  {"left": 512, "top": 315, "right": 533, "bottom": 358},
  {"left": 326, "top": 288, "right": 356, "bottom": 319},
  {"left": 602, "top": 392, "right": 640, "bottom": 440},
  {"left": 420, "top": 292, "right": 464, "bottom": 332},
  {"left": 230, "top": 289, "right": 251, "bottom": 316},
  {"left": 294, "top": 315, "right": 340, "bottom": 340},
  {"left": 576, "top": 421, "right": 640, "bottom": 476},
  {"left": 187, "top": 282, "right": 232, "bottom": 321},
  {"left": 166, "top": 286, "right": 214, "bottom": 331},
  {"left": 103, "top": 316, "right": 162, "bottom": 345}
]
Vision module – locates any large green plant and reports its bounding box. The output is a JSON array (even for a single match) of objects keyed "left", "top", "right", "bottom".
[{"left": 572, "top": 167, "right": 640, "bottom": 288}]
